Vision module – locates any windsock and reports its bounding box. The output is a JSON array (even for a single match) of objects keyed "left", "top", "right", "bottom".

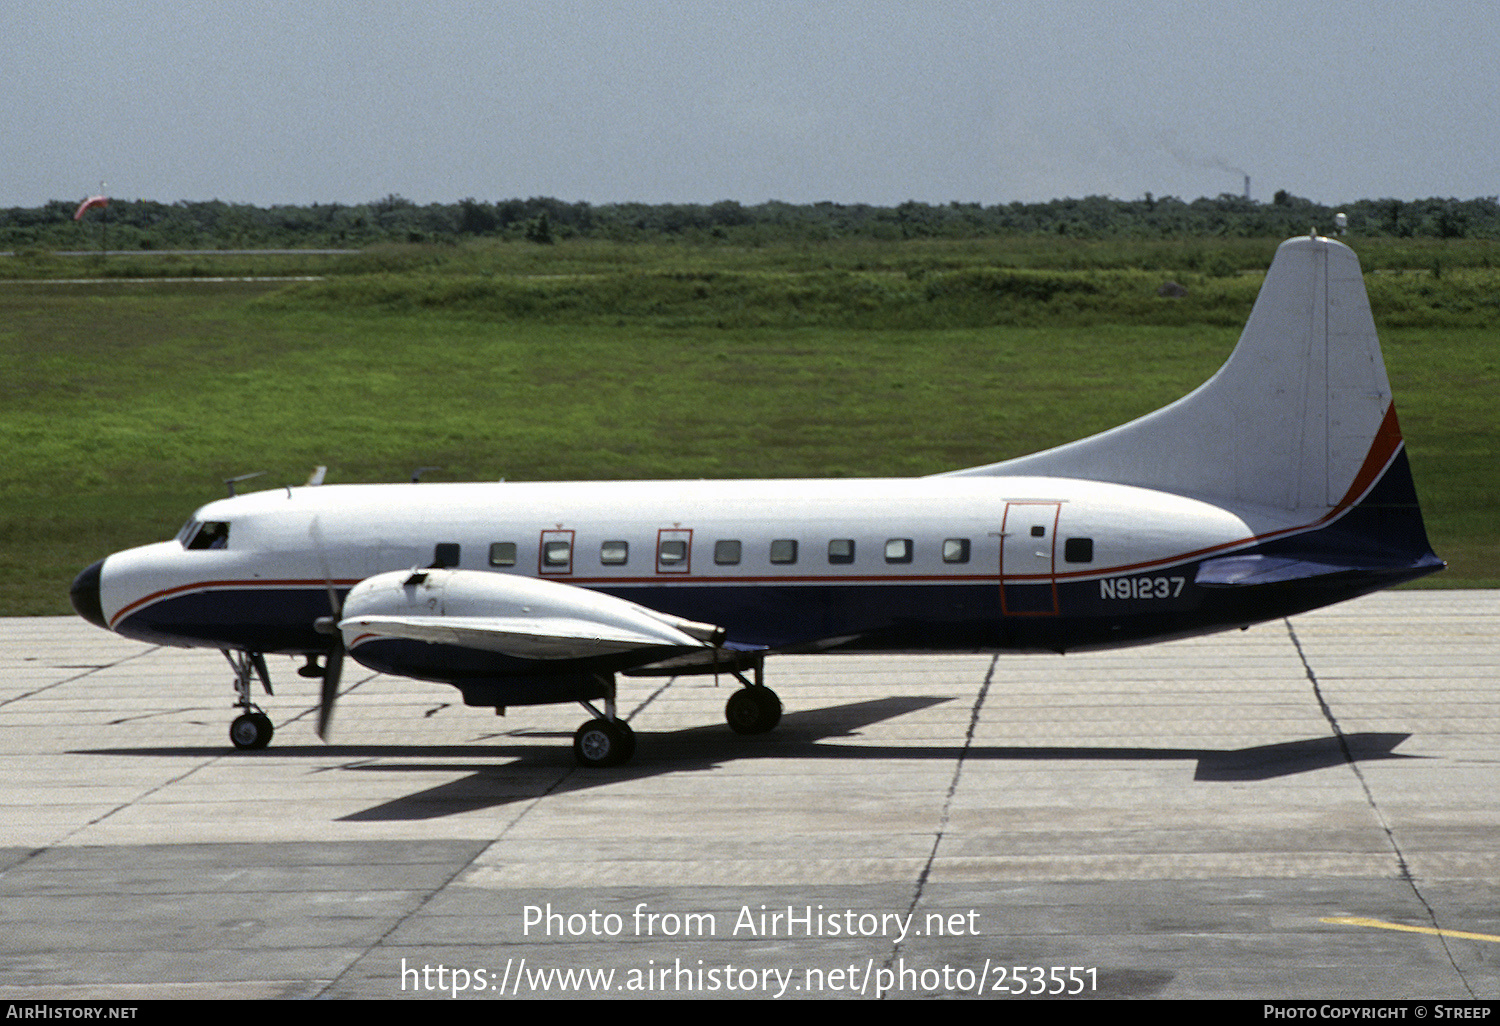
[{"left": 73, "top": 195, "right": 110, "bottom": 220}]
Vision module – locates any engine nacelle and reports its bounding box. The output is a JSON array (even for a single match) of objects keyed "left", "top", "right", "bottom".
[{"left": 336, "top": 569, "right": 724, "bottom": 696}]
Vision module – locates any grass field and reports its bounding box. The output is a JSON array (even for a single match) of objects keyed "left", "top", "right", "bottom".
[{"left": 2, "top": 237, "right": 1494, "bottom": 615}]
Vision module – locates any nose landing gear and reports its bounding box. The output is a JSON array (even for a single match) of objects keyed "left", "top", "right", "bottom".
[
  {"left": 224, "top": 649, "right": 275, "bottom": 750},
  {"left": 230, "top": 711, "right": 274, "bottom": 749}
]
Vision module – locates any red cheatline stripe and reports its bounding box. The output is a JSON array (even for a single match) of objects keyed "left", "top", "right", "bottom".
[
  {"left": 1329, "top": 403, "right": 1404, "bottom": 515},
  {"left": 108, "top": 578, "right": 360, "bottom": 629}
]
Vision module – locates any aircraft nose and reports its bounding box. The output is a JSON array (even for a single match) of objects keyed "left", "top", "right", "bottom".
[{"left": 70, "top": 560, "right": 108, "bottom": 629}]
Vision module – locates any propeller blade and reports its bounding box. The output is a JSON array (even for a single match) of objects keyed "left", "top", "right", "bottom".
[
  {"left": 310, "top": 515, "right": 341, "bottom": 616},
  {"left": 317, "top": 639, "right": 344, "bottom": 740},
  {"left": 309, "top": 514, "right": 345, "bottom": 740}
]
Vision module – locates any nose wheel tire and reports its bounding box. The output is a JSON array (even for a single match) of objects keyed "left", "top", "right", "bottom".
[
  {"left": 230, "top": 712, "right": 274, "bottom": 750},
  {"left": 573, "top": 718, "right": 635, "bottom": 767}
]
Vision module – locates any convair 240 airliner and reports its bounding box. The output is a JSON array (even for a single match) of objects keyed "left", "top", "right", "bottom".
[{"left": 70, "top": 234, "right": 1444, "bottom": 766}]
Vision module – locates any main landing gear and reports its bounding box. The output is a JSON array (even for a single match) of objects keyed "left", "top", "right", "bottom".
[
  {"left": 725, "top": 685, "right": 781, "bottom": 734},
  {"left": 725, "top": 659, "right": 781, "bottom": 734},
  {"left": 573, "top": 711, "right": 636, "bottom": 768},
  {"left": 574, "top": 675, "right": 635, "bottom": 768},
  {"left": 224, "top": 649, "right": 275, "bottom": 750},
  {"left": 217, "top": 654, "right": 784, "bottom": 765},
  {"left": 570, "top": 658, "right": 783, "bottom": 768}
]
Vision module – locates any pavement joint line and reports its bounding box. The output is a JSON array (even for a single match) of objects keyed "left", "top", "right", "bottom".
[
  {"left": 1287, "top": 618, "right": 1475, "bottom": 999},
  {"left": 106, "top": 706, "right": 203, "bottom": 725},
  {"left": 16, "top": 739, "right": 228, "bottom": 872},
  {"left": 0, "top": 643, "right": 163, "bottom": 710},
  {"left": 880, "top": 653, "right": 999, "bottom": 998},
  {"left": 3, "top": 640, "right": 206, "bottom": 863},
  {"left": 276, "top": 669, "right": 382, "bottom": 733},
  {"left": 310, "top": 680, "right": 633, "bottom": 998},
  {"left": 623, "top": 675, "right": 677, "bottom": 724}
]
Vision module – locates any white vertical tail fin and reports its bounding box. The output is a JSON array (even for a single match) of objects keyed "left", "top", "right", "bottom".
[{"left": 944, "top": 234, "right": 1394, "bottom": 514}]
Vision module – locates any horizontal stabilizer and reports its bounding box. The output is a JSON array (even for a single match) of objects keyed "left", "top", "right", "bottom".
[{"left": 1196, "top": 554, "right": 1375, "bottom": 588}]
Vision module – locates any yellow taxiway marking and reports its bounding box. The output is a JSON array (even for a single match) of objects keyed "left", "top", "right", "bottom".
[{"left": 1322, "top": 916, "right": 1500, "bottom": 944}]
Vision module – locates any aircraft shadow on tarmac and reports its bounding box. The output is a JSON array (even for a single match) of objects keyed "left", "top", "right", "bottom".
[{"left": 75, "top": 696, "right": 1418, "bottom": 822}]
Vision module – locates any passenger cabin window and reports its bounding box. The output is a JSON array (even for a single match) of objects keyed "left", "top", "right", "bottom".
[
  {"left": 884, "top": 538, "right": 913, "bottom": 564},
  {"left": 770, "top": 539, "right": 798, "bottom": 564},
  {"left": 714, "top": 540, "right": 741, "bottom": 565},
  {"left": 943, "top": 538, "right": 970, "bottom": 564},
  {"left": 601, "top": 541, "right": 628, "bottom": 565},
  {"left": 539, "top": 530, "right": 574, "bottom": 574},
  {"left": 432, "top": 543, "right": 460, "bottom": 568},
  {"left": 827, "top": 539, "right": 855, "bottom": 564},
  {"left": 1064, "top": 537, "right": 1094, "bottom": 563},
  {"left": 185, "top": 521, "right": 230, "bottom": 550},
  {"left": 489, "top": 542, "right": 517, "bottom": 567},
  {"left": 656, "top": 530, "right": 693, "bottom": 573}
]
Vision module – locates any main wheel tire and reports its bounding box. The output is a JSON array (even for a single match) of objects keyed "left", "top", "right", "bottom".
[
  {"left": 573, "top": 718, "right": 635, "bottom": 767},
  {"left": 725, "top": 687, "right": 781, "bottom": 735},
  {"left": 230, "top": 712, "right": 273, "bottom": 750}
]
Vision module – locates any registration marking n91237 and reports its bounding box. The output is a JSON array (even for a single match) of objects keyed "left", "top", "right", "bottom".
[{"left": 1100, "top": 576, "right": 1186, "bottom": 600}]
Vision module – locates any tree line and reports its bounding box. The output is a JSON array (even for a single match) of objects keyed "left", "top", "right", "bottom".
[{"left": 4, "top": 192, "right": 1498, "bottom": 250}]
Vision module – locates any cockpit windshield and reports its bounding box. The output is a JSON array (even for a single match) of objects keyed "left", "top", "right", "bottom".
[{"left": 179, "top": 521, "right": 231, "bottom": 550}]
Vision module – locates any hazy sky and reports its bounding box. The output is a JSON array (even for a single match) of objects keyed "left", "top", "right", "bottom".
[{"left": 5, "top": 1, "right": 1497, "bottom": 208}]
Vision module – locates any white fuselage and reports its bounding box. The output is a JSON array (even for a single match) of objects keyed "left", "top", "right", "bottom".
[{"left": 98, "top": 474, "right": 1310, "bottom": 656}]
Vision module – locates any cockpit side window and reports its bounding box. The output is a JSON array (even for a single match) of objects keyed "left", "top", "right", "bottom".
[{"left": 184, "top": 521, "right": 231, "bottom": 550}]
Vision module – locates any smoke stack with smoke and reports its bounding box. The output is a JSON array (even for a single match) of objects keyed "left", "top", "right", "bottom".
[{"left": 1160, "top": 136, "right": 1250, "bottom": 198}]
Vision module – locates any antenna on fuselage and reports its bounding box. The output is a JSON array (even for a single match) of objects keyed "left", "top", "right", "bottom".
[
  {"left": 410, "top": 466, "right": 441, "bottom": 483},
  {"left": 224, "top": 471, "right": 266, "bottom": 497},
  {"left": 305, "top": 465, "right": 327, "bottom": 486}
]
